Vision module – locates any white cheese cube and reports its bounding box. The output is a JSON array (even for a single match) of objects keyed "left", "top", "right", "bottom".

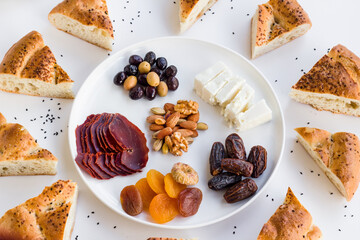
[
  {"left": 201, "top": 70, "right": 232, "bottom": 105},
  {"left": 215, "top": 76, "right": 245, "bottom": 107},
  {"left": 234, "top": 99, "right": 272, "bottom": 131},
  {"left": 194, "top": 61, "right": 228, "bottom": 96},
  {"left": 223, "top": 84, "right": 255, "bottom": 121}
]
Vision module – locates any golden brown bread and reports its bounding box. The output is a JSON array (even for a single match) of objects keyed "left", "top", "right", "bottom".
[
  {"left": 257, "top": 187, "right": 322, "bottom": 240},
  {"left": 295, "top": 127, "right": 360, "bottom": 201},
  {"left": 0, "top": 31, "right": 74, "bottom": 98},
  {"left": 0, "top": 112, "right": 57, "bottom": 176},
  {"left": 49, "top": 0, "right": 114, "bottom": 50},
  {"left": 251, "top": 0, "right": 312, "bottom": 58},
  {"left": 0, "top": 180, "right": 78, "bottom": 240},
  {"left": 290, "top": 44, "right": 360, "bottom": 116}
]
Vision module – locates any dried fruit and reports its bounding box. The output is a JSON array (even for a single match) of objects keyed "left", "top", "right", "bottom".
[
  {"left": 208, "top": 172, "right": 242, "bottom": 191},
  {"left": 225, "top": 133, "right": 246, "bottom": 160},
  {"left": 164, "top": 173, "right": 187, "bottom": 198},
  {"left": 196, "top": 122, "right": 208, "bottom": 130},
  {"left": 153, "top": 139, "right": 163, "bottom": 151},
  {"left": 187, "top": 112, "right": 199, "bottom": 122},
  {"left": 149, "top": 193, "right": 179, "bottom": 223},
  {"left": 135, "top": 178, "right": 157, "bottom": 209},
  {"left": 221, "top": 158, "right": 254, "bottom": 177},
  {"left": 223, "top": 178, "right": 258, "bottom": 203},
  {"left": 209, "top": 142, "right": 225, "bottom": 176},
  {"left": 178, "top": 188, "right": 202, "bottom": 217},
  {"left": 151, "top": 107, "right": 166, "bottom": 115},
  {"left": 156, "top": 127, "right": 173, "bottom": 140},
  {"left": 166, "top": 112, "right": 180, "bottom": 128},
  {"left": 147, "top": 169, "right": 166, "bottom": 194},
  {"left": 171, "top": 162, "right": 199, "bottom": 185},
  {"left": 120, "top": 185, "right": 143, "bottom": 216},
  {"left": 179, "top": 121, "right": 197, "bottom": 130},
  {"left": 248, "top": 145, "right": 267, "bottom": 178}
]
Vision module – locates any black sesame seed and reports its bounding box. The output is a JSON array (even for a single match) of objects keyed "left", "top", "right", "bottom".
[
  {"left": 91, "top": 211, "right": 95, "bottom": 214},
  {"left": 26, "top": 108, "right": 28, "bottom": 111},
  {"left": 290, "top": 150, "right": 293, "bottom": 153},
  {"left": 233, "top": 231, "right": 235, "bottom": 234},
  {"left": 97, "top": 222, "right": 99, "bottom": 225},
  {"left": 300, "top": 171, "right": 303, "bottom": 175},
  {"left": 113, "top": 226, "right": 117, "bottom": 229},
  {"left": 87, "top": 215, "right": 90, "bottom": 218},
  {"left": 330, "top": 192, "right": 333, "bottom": 195},
  {"left": 272, "top": 198, "right": 274, "bottom": 201}
]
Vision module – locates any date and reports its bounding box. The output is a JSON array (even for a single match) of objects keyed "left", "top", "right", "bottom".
[
  {"left": 223, "top": 178, "right": 258, "bottom": 203},
  {"left": 248, "top": 145, "right": 267, "bottom": 178},
  {"left": 225, "top": 133, "right": 246, "bottom": 160},
  {"left": 221, "top": 158, "right": 254, "bottom": 177},
  {"left": 209, "top": 142, "right": 225, "bottom": 176},
  {"left": 208, "top": 172, "right": 242, "bottom": 191}
]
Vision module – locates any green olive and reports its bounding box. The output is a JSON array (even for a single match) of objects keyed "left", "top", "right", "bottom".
[
  {"left": 138, "top": 61, "right": 151, "bottom": 74},
  {"left": 157, "top": 81, "right": 168, "bottom": 97},
  {"left": 147, "top": 72, "right": 160, "bottom": 87},
  {"left": 123, "top": 76, "right": 137, "bottom": 90}
]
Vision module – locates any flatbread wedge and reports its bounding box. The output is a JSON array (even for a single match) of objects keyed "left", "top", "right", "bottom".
[
  {"left": 0, "top": 31, "right": 74, "bottom": 98},
  {"left": 251, "top": 0, "right": 312, "bottom": 59},
  {"left": 290, "top": 44, "right": 360, "bottom": 117},
  {"left": 49, "top": 0, "right": 114, "bottom": 50},
  {"left": 257, "top": 187, "right": 322, "bottom": 240},
  {"left": 179, "top": 0, "right": 218, "bottom": 33},
  {"left": 295, "top": 127, "right": 360, "bottom": 201},
  {"left": 0, "top": 180, "right": 78, "bottom": 240},
  {"left": 0, "top": 113, "right": 57, "bottom": 176}
]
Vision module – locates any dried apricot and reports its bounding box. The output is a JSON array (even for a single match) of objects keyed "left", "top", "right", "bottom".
[
  {"left": 147, "top": 169, "right": 166, "bottom": 194},
  {"left": 164, "top": 173, "right": 187, "bottom": 198},
  {"left": 178, "top": 188, "right": 202, "bottom": 217},
  {"left": 120, "top": 185, "right": 143, "bottom": 216},
  {"left": 171, "top": 162, "right": 199, "bottom": 185},
  {"left": 135, "top": 178, "right": 157, "bottom": 209},
  {"left": 149, "top": 193, "right": 179, "bottom": 223}
]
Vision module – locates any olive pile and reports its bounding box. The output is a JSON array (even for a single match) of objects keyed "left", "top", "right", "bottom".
[{"left": 113, "top": 51, "right": 179, "bottom": 100}]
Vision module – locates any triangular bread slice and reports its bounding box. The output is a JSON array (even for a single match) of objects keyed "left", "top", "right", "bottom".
[
  {"left": 49, "top": 0, "right": 114, "bottom": 50},
  {"left": 251, "top": 0, "right": 312, "bottom": 59},
  {"left": 0, "top": 180, "right": 78, "bottom": 240},
  {"left": 0, "top": 31, "right": 74, "bottom": 98},
  {"left": 0, "top": 113, "right": 57, "bottom": 176},
  {"left": 179, "top": 0, "right": 218, "bottom": 33},
  {"left": 257, "top": 187, "right": 322, "bottom": 240},
  {"left": 290, "top": 45, "right": 360, "bottom": 117},
  {"left": 295, "top": 127, "right": 360, "bottom": 201}
]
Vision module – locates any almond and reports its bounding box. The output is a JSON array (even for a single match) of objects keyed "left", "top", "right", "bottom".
[
  {"left": 197, "top": 122, "right": 208, "bottom": 130},
  {"left": 191, "top": 130, "right": 199, "bottom": 138},
  {"left": 187, "top": 112, "right": 200, "bottom": 122},
  {"left": 180, "top": 121, "right": 197, "bottom": 130},
  {"left": 146, "top": 115, "right": 164, "bottom": 124},
  {"left": 164, "top": 103, "right": 175, "bottom": 112},
  {"left": 180, "top": 113, "right": 188, "bottom": 118},
  {"left": 154, "top": 118, "right": 166, "bottom": 125},
  {"left": 151, "top": 107, "right": 166, "bottom": 115},
  {"left": 149, "top": 124, "right": 164, "bottom": 131},
  {"left": 156, "top": 127, "right": 173, "bottom": 139},
  {"left": 172, "top": 126, "right": 180, "bottom": 132},
  {"left": 166, "top": 112, "right": 180, "bottom": 128},
  {"left": 152, "top": 130, "right": 161, "bottom": 139},
  {"left": 176, "top": 118, "right": 187, "bottom": 125},
  {"left": 175, "top": 129, "right": 193, "bottom": 137}
]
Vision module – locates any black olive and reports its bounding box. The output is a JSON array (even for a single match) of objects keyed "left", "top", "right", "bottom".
[
  {"left": 156, "top": 57, "right": 167, "bottom": 70},
  {"left": 113, "top": 71, "right": 127, "bottom": 85},
  {"left": 165, "top": 65, "right": 177, "bottom": 77},
  {"left": 138, "top": 74, "right": 148, "bottom": 86},
  {"left": 145, "top": 86, "right": 156, "bottom": 100},
  {"left": 124, "top": 65, "right": 138, "bottom": 76},
  {"left": 129, "top": 85, "right": 144, "bottom": 100},
  {"left": 144, "top": 51, "right": 156, "bottom": 66},
  {"left": 129, "top": 55, "right": 143, "bottom": 66},
  {"left": 166, "top": 76, "right": 179, "bottom": 91},
  {"left": 150, "top": 67, "right": 163, "bottom": 78}
]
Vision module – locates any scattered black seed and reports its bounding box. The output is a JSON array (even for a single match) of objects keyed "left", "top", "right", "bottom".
[
  {"left": 295, "top": 57, "right": 298, "bottom": 60},
  {"left": 232, "top": 32, "right": 235, "bottom": 35},
  {"left": 300, "top": 171, "right": 303, "bottom": 175},
  {"left": 246, "top": 13, "right": 249, "bottom": 16},
  {"left": 275, "top": 79, "right": 278, "bottom": 82},
  {"left": 113, "top": 226, "right": 117, "bottom": 229},
  {"left": 266, "top": 194, "right": 268, "bottom": 197},
  {"left": 330, "top": 192, "right": 333, "bottom": 195},
  {"left": 233, "top": 231, "right": 235, "bottom": 234},
  {"left": 344, "top": 205, "right": 347, "bottom": 208},
  {"left": 272, "top": 198, "right": 274, "bottom": 201},
  {"left": 231, "top": 6, "right": 233, "bottom": 9},
  {"left": 300, "top": 193, "right": 303, "bottom": 195},
  {"left": 57, "top": 103, "right": 60, "bottom": 105},
  {"left": 59, "top": 108, "right": 62, "bottom": 110},
  {"left": 35, "top": 139, "right": 37, "bottom": 143},
  {"left": 318, "top": 173, "right": 320, "bottom": 176},
  {"left": 26, "top": 108, "right": 28, "bottom": 111},
  {"left": 75, "top": 236, "right": 78, "bottom": 240},
  {"left": 48, "top": 109, "right": 50, "bottom": 112},
  {"left": 87, "top": 215, "right": 90, "bottom": 218},
  {"left": 307, "top": 122, "right": 310, "bottom": 125},
  {"left": 290, "top": 150, "right": 293, "bottom": 153},
  {"left": 344, "top": 215, "right": 346, "bottom": 217},
  {"left": 296, "top": 140, "right": 299, "bottom": 143},
  {"left": 44, "top": 137, "right": 47, "bottom": 139},
  {"left": 314, "top": 48, "right": 316, "bottom": 51},
  {"left": 60, "top": 55, "right": 63, "bottom": 57},
  {"left": 60, "top": 129, "right": 63, "bottom": 132},
  {"left": 91, "top": 211, "right": 95, "bottom": 214},
  {"left": 351, "top": 215, "right": 354, "bottom": 217},
  {"left": 338, "top": 229, "right": 341, "bottom": 232},
  {"left": 234, "top": 226, "right": 237, "bottom": 229},
  {"left": 97, "top": 222, "right": 99, "bottom": 225},
  {"left": 14, "top": 117, "right": 17, "bottom": 120}
]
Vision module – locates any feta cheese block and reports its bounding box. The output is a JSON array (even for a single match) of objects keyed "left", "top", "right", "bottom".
[
  {"left": 194, "top": 61, "right": 228, "bottom": 96},
  {"left": 215, "top": 76, "right": 245, "bottom": 107},
  {"left": 223, "top": 84, "right": 255, "bottom": 121},
  {"left": 201, "top": 70, "right": 232, "bottom": 105},
  {"left": 234, "top": 99, "right": 272, "bottom": 131}
]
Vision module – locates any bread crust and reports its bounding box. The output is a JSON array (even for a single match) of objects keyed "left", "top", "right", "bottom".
[
  {"left": 0, "top": 180, "right": 78, "bottom": 240},
  {"left": 257, "top": 187, "right": 321, "bottom": 240}
]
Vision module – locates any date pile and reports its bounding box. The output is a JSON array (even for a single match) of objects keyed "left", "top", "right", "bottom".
[
  {"left": 208, "top": 133, "right": 267, "bottom": 203},
  {"left": 120, "top": 162, "right": 202, "bottom": 224},
  {"left": 113, "top": 51, "right": 179, "bottom": 100},
  {"left": 146, "top": 100, "right": 208, "bottom": 156}
]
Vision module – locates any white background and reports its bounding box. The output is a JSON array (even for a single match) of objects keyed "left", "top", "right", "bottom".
[{"left": 0, "top": 0, "right": 359, "bottom": 239}]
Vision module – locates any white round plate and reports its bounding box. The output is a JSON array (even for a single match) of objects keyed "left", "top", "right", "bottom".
[{"left": 68, "top": 37, "right": 285, "bottom": 229}]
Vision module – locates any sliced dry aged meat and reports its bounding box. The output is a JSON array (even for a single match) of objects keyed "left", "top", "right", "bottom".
[
  {"left": 76, "top": 114, "right": 95, "bottom": 154},
  {"left": 75, "top": 153, "right": 94, "bottom": 177},
  {"left": 95, "top": 153, "right": 117, "bottom": 177},
  {"left": 104, "top": 114, "right": 124, "bottom": 152},
  {"left": 87, "top": 154, "right": 112, "bottom": 180},
  {"left": 105, "top": 153, "right": 127, "bottom": 176},
  {"left": 83, "top": 154, "right": 101, "bottom": 179},
  {"left": 85, "top": 114, "right": 101, "bottom": 154},
  {"left": 91, "top": 114, "right": 107, "bottom": 153},
  {"left": 96, "top": 113, "right": 112, "bottom": 152},
  {"left": 113, "top": 153, "right": 136, "bottom": 174}
]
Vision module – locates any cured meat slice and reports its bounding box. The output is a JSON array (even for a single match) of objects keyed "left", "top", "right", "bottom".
[
  {"left": 85, "top": 115, "right": 100, "bottom": 154},
  {"left": 98, "top": 113, "right": 113, "bottom": 152},
  {"left": 104, "top": 115, "right": 124, "bottom": 152},
  {"left": 95, "top": 153, "right": 117, "bottom": 177},
  {"left": 113, "top": 152, "right": 136, "bottom": 174},
  {"left": 76, "top": 114, "right": 95, "bottom": 154},
  {"left": 91, "top": 114, "right": 106, "bottom": 152},
  {"left": 83, "top": 154, "right": 101, "bottom": 179},
  {"left": 109, "top": 114, "right": 148, "bottom": 172},
  {"left": 104, "top": 153, "right": 127, "bottom": 176},
  {"left": 87, "top": 154, "right": 112, "bottom": 179},
  {"left": 75, "top": 153, "right": 94, "bottom": 177}
]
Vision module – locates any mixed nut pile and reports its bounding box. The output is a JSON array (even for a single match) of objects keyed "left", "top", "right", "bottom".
[
  {"left": 146, "top": 100, "right": 208, "bottom": 156},
  {"left": 208, "top": 133, "right": 267, "bottom": 203},
  {"left": 113, "top": 51, "right": 179, "bottom": 100}
]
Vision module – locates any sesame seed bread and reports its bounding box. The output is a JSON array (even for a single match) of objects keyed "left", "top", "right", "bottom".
[
  {"left": 295, "top": 127, "right": 360, "bottom": 201},
  {"left": 0, "top": 180, "right": 78, "bottom": 240},
  {"left": 257, "top": 187, "right": 322, "bottom": 240},
  {"left": 0, "top": 31, "right": 74, "bottom": 99},
  {"left": 48, "top": 0, "right": 114, "bottom": 50},
  {"left": 179, "top": 0, "right": 218, "bottom": 33},
  {"left": 0, "top": 113, "right": 57, "bottom": 176},
  {"left": 251, "top": 0, "right": 312, "bottom": 59},
  {"left": 290, "top": 45, "right": 360, "bottom": 117}
]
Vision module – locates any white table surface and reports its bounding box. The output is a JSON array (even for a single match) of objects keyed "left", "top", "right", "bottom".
[{"left": 0, "top": 0, "right": 359, "bottom": 239}]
